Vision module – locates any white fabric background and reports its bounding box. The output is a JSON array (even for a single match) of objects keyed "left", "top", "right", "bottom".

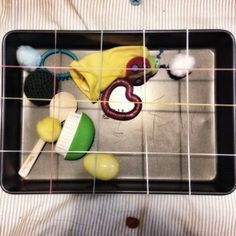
[{"left": 0, "top": 0, "right": 236, "bottom": 235}]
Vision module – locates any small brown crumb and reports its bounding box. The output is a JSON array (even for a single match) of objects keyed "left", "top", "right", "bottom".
[{"left": 126, "top": 216, "right": 140, "bottom": 228}]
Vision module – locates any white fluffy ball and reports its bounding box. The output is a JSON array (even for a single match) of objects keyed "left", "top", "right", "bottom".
[
  {"left": 16, "top": 45, "right": 41, "bottom": 71},
  {"left": 169, "top": 53, "right": 196, "bottom": 77}
]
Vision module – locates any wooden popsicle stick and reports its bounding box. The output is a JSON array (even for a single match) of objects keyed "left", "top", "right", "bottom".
[
  {"left": 18, "top": 92, "right": 78, "bottom": 178},
  {"left": 18, "top": 138, "right": 46, "bottom": 178}
]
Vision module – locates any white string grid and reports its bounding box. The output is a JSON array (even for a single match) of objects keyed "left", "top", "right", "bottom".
[
  {"left": 142, "top": 29, "right": 150, "bottom": 194},
  {"left": 92, "top": 30, "right": 104, "bottom": 194},
  {"left": 0, "top": 30, "right": 235, "bottom": 194},
  {"left": 186, "top": 29, "right": 191, "bottom": 195}
]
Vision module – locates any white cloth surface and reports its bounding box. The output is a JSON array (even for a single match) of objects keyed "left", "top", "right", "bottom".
[{"left": 0, "top": 0, "right": 236, "bottom": 235}]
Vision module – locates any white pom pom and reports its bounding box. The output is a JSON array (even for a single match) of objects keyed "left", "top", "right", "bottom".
[
  {"left": 16, "top": 45, "right": 41, "bottom": 71},
  {"left": 169, "top": 53, "right": 196, "bottom": 77}
]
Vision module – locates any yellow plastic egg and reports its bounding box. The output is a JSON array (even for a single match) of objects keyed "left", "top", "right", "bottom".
[
  {"left": 36, "top": 117, "right": 61, "bottom": 142},
  {"left": 83, "top": 153, "right": 120, "bottom": 181}
]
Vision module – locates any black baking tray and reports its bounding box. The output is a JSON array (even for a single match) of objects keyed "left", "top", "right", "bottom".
[{"left": 1, "top": 30, "right": 236, "bottom": 194}]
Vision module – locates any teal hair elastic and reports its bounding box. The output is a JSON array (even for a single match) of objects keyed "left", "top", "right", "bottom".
[{"left": 40, "top": 49, "right": 78, "bottom": 80}]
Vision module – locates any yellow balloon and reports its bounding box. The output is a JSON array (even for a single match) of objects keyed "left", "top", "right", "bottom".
[
  {"left": 83, "top": 153, "right": 120, "bottom": 181},
  {"left": 70, "top": 46, "right": 152, "bottom": 101}
]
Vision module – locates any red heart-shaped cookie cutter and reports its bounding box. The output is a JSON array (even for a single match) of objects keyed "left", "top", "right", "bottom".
[{"left": 101, "top": 79, "right": 142, "bottom": 121}]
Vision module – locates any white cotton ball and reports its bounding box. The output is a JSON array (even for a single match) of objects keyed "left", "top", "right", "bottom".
[
  {"left": 169, "top": 54, "right": 196, "bottom": 77},
  {"left": 16, "top": 45, "right": 41, "bottom": 71}
]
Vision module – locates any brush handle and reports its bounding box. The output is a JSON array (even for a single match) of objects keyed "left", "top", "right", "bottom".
[{"left": 18, "top": 138, "right": 46, "bottom": 178}]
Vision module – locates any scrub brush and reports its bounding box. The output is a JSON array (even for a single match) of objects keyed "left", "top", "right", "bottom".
[{"left": 55, "top": 112, "right": 95, "bottom": 160}]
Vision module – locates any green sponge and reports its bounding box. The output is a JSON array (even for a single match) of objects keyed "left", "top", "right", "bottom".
[{"left": 55, "top": 112, "right": 95, "bottom": 160}]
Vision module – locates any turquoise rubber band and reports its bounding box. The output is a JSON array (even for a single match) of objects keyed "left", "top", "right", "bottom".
[{"left": 40, "top": 49, "right": 78, "bottom": 80}]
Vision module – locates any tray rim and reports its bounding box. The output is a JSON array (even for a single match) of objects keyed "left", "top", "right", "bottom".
[{"left": 1, "top": 29, "right": 236, "bottom": 195}]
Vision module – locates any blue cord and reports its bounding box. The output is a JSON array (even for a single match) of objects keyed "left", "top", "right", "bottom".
[
  {"left": 40, "top": 49, "right": 78, "bottom": 80},
  {"left": 156, "top": 48, "right": 164, "bottom": 59}
]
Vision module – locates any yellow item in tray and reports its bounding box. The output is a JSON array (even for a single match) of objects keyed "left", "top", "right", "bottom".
[
  {"left": 36, "top": 117, "right": 62, "bottom": 142},
  {"left": 83, "top": 153, "right": 120, "bottom": 181},
  {"left": 70, "top": 46, "right": 156, "bottom": 101}
]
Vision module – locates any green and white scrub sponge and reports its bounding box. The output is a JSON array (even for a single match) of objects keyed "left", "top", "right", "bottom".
[{"left": 55, "top": 112, "right": 95, "bottom": 160}]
